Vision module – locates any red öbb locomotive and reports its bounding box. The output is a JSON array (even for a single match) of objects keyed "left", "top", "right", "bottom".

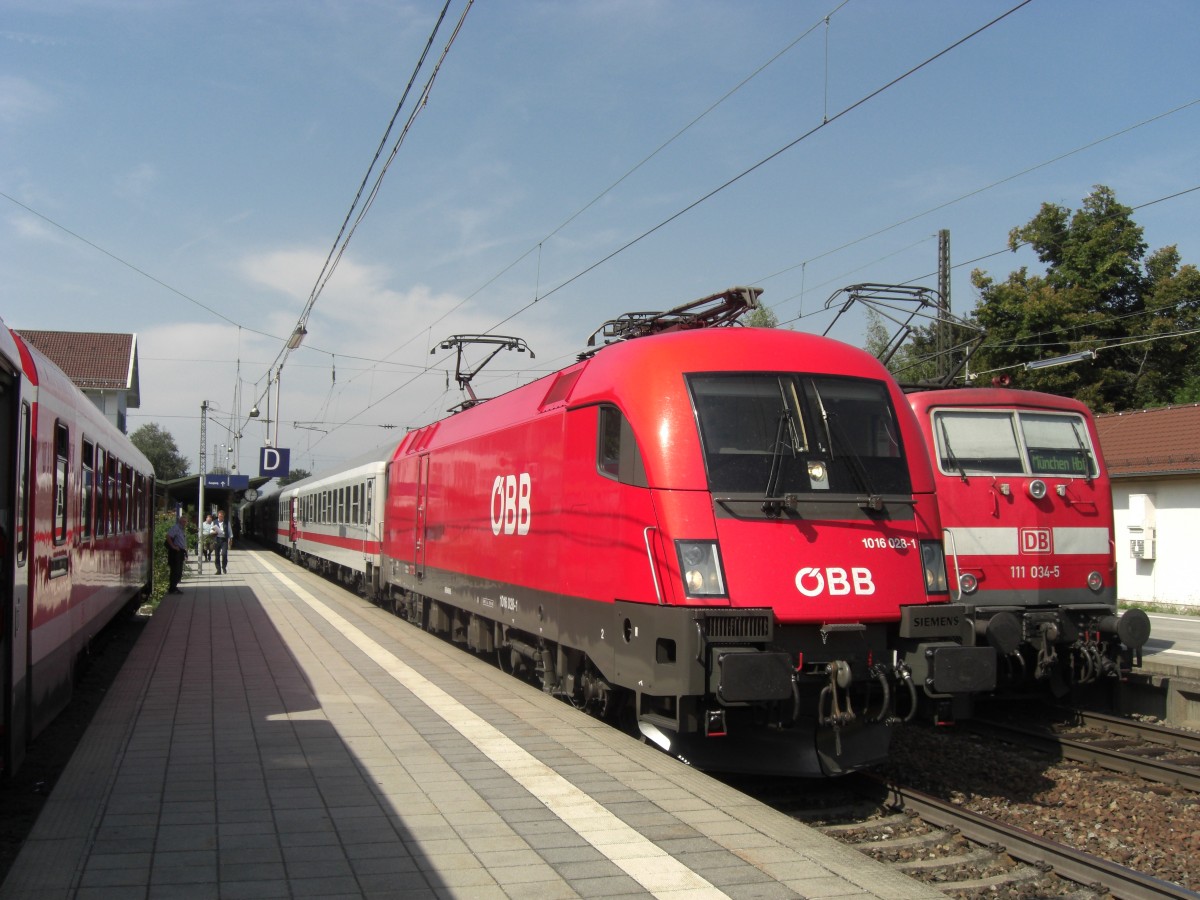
[
  {"left": 253, "top": 289, "right": 996, "bottom": 776},
  {"left": 0, "top": 318, "right": 155, "bottom": 776}
]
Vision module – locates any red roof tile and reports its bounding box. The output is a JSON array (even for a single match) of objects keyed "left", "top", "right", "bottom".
[
  {"left": 1095, "top": 404, "right": 1200, "bottom": 477},
  {"left": 16, "top": 330, "right": 136, "bottom": 390}
]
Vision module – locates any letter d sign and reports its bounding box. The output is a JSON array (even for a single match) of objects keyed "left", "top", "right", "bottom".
[{"left": 259, "top": 447, "right": 291, "bottom": 478}]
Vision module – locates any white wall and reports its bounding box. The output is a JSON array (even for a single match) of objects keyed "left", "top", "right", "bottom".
[{"left": 1112, "top": 477, "right": 1200, "bottom": 607}]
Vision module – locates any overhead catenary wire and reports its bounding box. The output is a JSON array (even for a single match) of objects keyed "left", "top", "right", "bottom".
[{"left": 244, "top": 0, "right": 476, "bottom": 441}]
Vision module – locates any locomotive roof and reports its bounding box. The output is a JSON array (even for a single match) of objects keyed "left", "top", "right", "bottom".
[
  {"left": 907, "top": 387, "right": 1093, "bottom": 415},
  {"left": 395, "top": 327, "right": 933, "bottom": 493}
]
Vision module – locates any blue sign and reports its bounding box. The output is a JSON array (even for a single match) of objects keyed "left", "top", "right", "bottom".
[
  {"left": 204, "top": 474, "right": 250, "bottom": 489},
  {"left": 259, "top": 447, "right": 291, "bottom": 478}
]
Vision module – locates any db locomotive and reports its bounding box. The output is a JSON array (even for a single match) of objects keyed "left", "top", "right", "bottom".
[
  {"left": 0, "top": 317, "right": 155, "bottom": 776},
  {"left": 249, "top": 288, "right": 996, "bottom": 776},
  {"left": 907, "top": 387, "right": 1150, "bottom": 693}
]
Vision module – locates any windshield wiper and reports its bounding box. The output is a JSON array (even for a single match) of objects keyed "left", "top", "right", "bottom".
[
  {"left": 762, "top": 412, "right": 797, "bottom": 514},
  {"left": 1069, "top": 420, "right": 1095, "bottom": 484},
  {"left": 939, "top": 418, "right": 969, "bottom": 483}
]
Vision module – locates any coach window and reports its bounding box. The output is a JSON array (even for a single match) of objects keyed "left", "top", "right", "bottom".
[
  {"left": 597, "top": 405, "right": 648, "bottom": 487},
  {"left": 107, "top": 456, "right": 117, "bottom": 535},
  {"left": 123, "top": 464, "right": 132, "bottom": 532},
  {"left": 351, "top": 484, "right": 360, "bottom": 525},
  {"left": 53, "top": 422, "right": 68, "bottom": 546},
  {"left": 16, "top": 401, "right": 30, "bottom": 565},
  {"left": 365, "top": 479, "right": 374, "bottom": 526},
  {"left": 81, "top": 440, "right": 95, "bottom": 540}
]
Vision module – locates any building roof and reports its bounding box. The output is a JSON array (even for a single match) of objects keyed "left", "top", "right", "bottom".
[
  {"left": 16, "top": 330, "right": 140, "bottom": 407},
  {"left": 1095, "top": 404, "right": 1200, "bottom": 478}
]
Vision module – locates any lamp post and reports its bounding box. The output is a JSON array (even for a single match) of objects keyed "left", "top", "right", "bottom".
[{"left": 198, "top": 401, "right": 208, "bottom": 575}]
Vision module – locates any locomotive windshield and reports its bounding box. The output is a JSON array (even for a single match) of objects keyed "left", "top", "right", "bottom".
[
  {"left": 689, "top": 374, "right": 911, "bottom": 495},
  {"left": 932, "top": 409, "right": 1097, "bottom": 478}
]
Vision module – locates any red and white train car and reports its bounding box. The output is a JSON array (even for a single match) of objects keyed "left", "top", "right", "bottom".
[
  {"left": 0, "top": 319, "right": 154, "bottom": 776},
  {"left": 381, "top": 326, "right": 996, "bottom": 776},
  {"left": 274, "top": 448, "right": 389, "bottom": 596},
  {"left": 907, "top": 387, "right": 1149, "bottom": 690}
]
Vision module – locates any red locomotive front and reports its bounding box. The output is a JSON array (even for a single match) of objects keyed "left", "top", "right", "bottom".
[
  {"left": 909, "top": 388, "right": 1149, "bottom": 690},
  {"left": 383, "top": 323, "right": 995, "bottom": 776}
]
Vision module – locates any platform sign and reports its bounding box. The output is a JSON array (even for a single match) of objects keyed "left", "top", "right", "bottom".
[
  {"left": 259, "top": 447, "right": 291, "bottom": 478},
  {"left": 204, "top": 474, "right": 250, "bottom": 489}
]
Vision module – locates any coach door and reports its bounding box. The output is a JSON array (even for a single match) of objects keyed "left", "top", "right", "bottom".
[
  {"left": 1, "top": 361, "right": 30, "bottom": 775},
  {"left": 414, "top": 455, "right": 430, "bottom": 579}
]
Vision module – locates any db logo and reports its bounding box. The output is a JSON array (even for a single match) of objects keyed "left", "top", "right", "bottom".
[
  {"left": 795, "top": 567, "right": 876, "bottom": 597},
  {"left": 1020, "top": 527, "right": 1052, "bottom": 554},
  {"left": 491, "top": 474, "right": 531, "bottom": 536}
]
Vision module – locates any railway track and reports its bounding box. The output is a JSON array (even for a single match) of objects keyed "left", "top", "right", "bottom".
[
  {"left": 740, "top": 774, "right": 1196, "bottom": 899},
  {"left": 872, "top": 779, "right": 1196, "bottom": 899},
  {"left": 969, "top": 708, "right": 1200, "bottom": 792}
]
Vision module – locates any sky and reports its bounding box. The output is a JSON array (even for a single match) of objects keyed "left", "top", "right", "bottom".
[{"left": 2, "top": 0, "right": 1198, "bottom": 478}]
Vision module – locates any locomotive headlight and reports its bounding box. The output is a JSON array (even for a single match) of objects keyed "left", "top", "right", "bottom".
[
  {"left": 920, "top": 540, "right": 950, "bottom": 594},
  {"left": 1028, "top": 479, "right": 1048, "bottom": 500},
  {"left": 807, "top": 460, "right": 829, "bottom": 490},
  {"left": 959, "top": 572, "right": 979, "bottom": 594},
  {"left": 676, "top": 540, "right": 728, "bottom": 598},
  {"left": 1087, "top": 570, "right": 1104, "bottom": 592}
]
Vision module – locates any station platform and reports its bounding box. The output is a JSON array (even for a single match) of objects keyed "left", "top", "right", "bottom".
[{"left": 1, "top": 549, "right": 941, "bottom": 900}]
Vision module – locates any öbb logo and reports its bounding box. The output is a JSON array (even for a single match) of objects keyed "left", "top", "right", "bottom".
[
  {"left": 491, "top": 474, "right": 531, "bottom": 536},
  {"left": 1020, "top": 527, "right": 1052, "bottom": 554},
  {"left": 795, "top": 567, "right": 875, "bottom": 597}
]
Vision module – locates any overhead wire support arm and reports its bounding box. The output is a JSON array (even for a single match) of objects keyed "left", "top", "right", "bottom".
[
  {"left": 434, "top": 334, "right": 535, "bottom": 408},
  {"left": 822, "top": 283, "right": 985, "bottom": 390}
]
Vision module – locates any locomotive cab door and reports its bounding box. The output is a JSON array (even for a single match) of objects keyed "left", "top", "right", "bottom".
[{"left": 414, "top": 454, "right": 430, "bottom": 579}]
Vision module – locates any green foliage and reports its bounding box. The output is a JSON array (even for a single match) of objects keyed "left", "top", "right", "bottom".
[
  {"left": 130, "top": 423, "right": 190, "bottom": 480},
  {"left": 149, "top": 513, "right": 173, "bottom": 608},
  {"left": 967, "top": 185, "right": 1200, "bottom": 412},
  {"left": 276, "top": 468, "right": 312, "bottom": 487},
  {"left": 743, "top": 305, "right": 780, "bottom": 329}
]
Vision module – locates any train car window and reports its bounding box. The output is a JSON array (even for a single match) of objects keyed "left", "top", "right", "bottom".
[
  {"left": 81, "top": 440, "right": 95, "bottom": 540},
  {"left": 337, "top": 487, "right": 345, "bottom": 524},
  {"left": 53, "top": 422, "right": 68, "bottom": 546},
  {"left": 1019, "top": 412, "right": 1097, "bottom": 478},
  {"left": 107, "top": 456, "right": 117, "bottom": 536},
  {"left": 94, "top": 447, "right": 105, "bottom": 538},
  {"left": 689, "top": 374, "right": 910, "bottom": 495},
  {"left": 932, "top": 411, "right": 1023, "bottom": 475},
  {"left": 365, "top": 479, "right": 374, "bottom": 526},
  {"left": 16, "top": 401, "right": 30, "bottom": 565},
  {"left": 351, "top": 484, "right": 360, "bottom": 525},
  {"left": 123, "top": 464, "right": 132, "bottom": 533},
  {"left": 596, "top": 406, "right": 648, "bottom": 487}
]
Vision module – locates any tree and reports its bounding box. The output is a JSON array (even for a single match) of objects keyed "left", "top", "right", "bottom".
[
  {"left": 130, "top": 423, "right": 190, "bottom": 480},
  {"left": 744, "top": 305, "right": 780, "bottom": 329},
  {"left": 276, "top": 468, "right": 312, "bottom": 487},
  {"left": 967, "top": 185, "right": 1200, "bottom": 411}
]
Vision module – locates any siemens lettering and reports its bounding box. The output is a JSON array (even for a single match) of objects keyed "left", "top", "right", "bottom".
[{"left": 491, "top": 473, "right": 531, "bottom": 536}]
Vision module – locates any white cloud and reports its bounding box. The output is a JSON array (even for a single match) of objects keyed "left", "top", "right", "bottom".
[{"left": 0, "top": 75, "right": 53, "bottom": 124}]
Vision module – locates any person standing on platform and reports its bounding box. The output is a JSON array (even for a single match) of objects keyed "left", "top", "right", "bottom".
[
  {"left": 201, "top": 514, "right": 215, "bottom": 560},
  {"left": 166, "top": 514, "right": 188, "bottom": 594},
  {"left": 212, "top": 508, "right": 231, "bottom": 574}
]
